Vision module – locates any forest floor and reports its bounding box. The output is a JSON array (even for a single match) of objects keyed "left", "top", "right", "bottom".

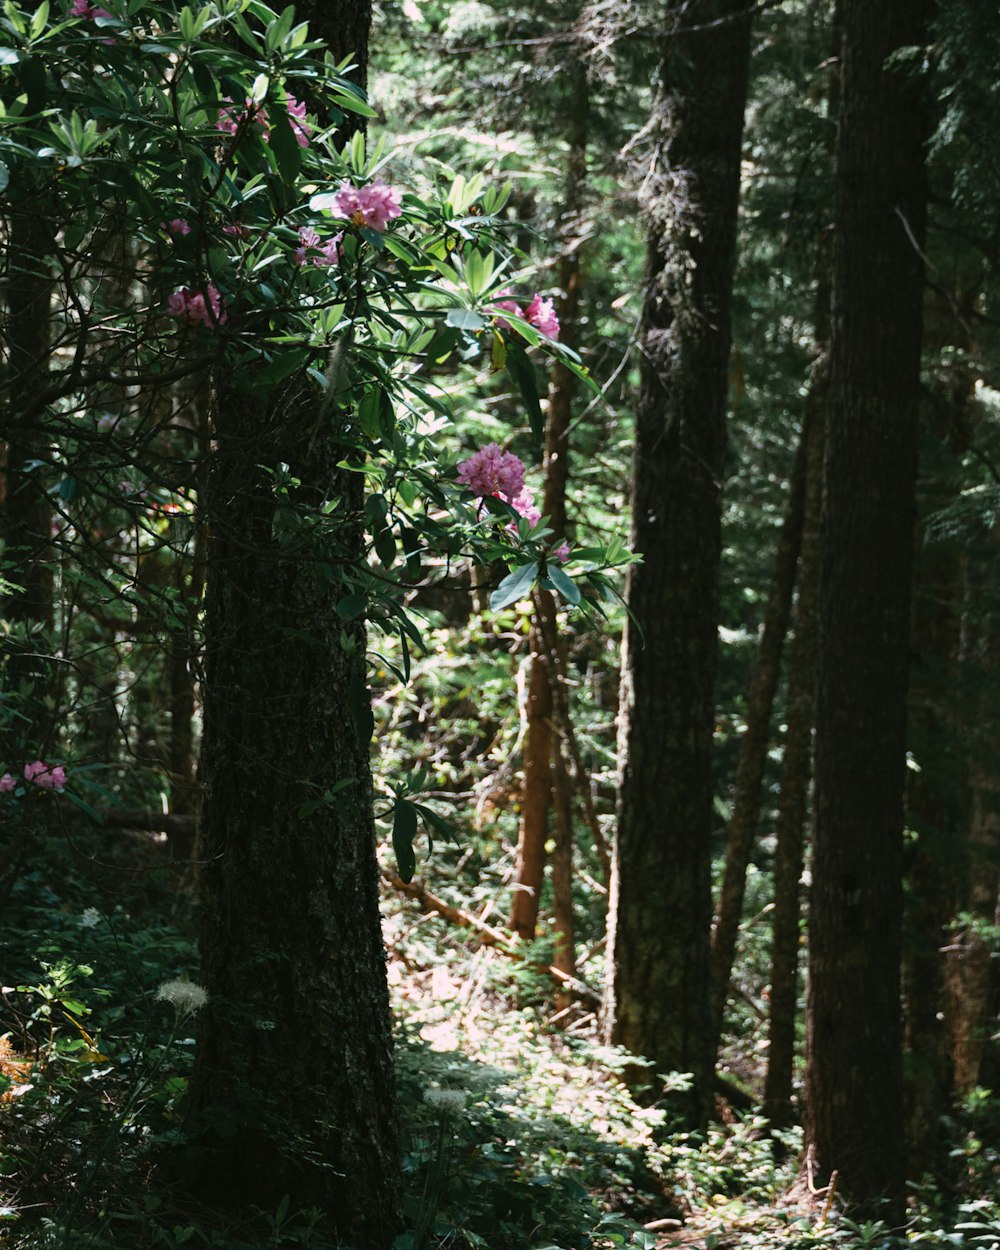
[{"left": 381, "top": 880, "right": 998, "bottom": 1250}]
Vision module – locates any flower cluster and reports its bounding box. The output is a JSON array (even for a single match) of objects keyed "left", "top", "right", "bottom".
[
  {"left": 491, "top": 289, "right": 560, "bottom": 340},
  {"left": 457, "top": 443, "right": 541, "bottom": 528},
  {"left": 167, "top": 284, "right": 226, "bottom": 328},
  {"left": 163, "top": 218, "right": 191, "bottom": 237},
  {"left": 156, "top": 979, "right": 209, "bottom": 1018},
  {"left": 314, "top": 180, "right": 403, "bottom": 232},
  {"left": 294, "top": 226, "right": 343, "bottom": 268},
  {"left": 457, "top": 445, "right": 570, "bottom": 560},
  {"left": 457, "top": 442, "right": 525, "bottom": 502},
  {"left": 216, "top": 95, "right": 311, "bottom": 148},
  {"left": 0, "top": 761, "right": 68, "bottom": 792},
  {"left": 70, "top": 0, "right": 111, "bottom": 18},
  {"left": 423, "top": 1087, "right": 466, "bottom": 1117}
]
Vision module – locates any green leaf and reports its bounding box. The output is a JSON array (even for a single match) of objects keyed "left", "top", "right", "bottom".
[
  {"left": 374, "top": 527, "right": 396, "bottom": 568},
  {"left": 506, "top": 343, "right": 544, "bottom": 447},
  {"left": 546, "top": 564, "right": 580, "bottom": 606},
  {"left": 392, "top": 800, "right": 418, "bottom": 883},
  {"left": 0, "top": 161, "right": 9, "bottom": 194},
  {"left": 255, "top": 348, "right": 310, "bottom": 386},
  {"left": 0, "top": 49, "right": 20, "bottom": 65},
  {"left": 490, "top": 561, "right": 538, "bottom": 611},
  {"left": 445, "top": 307, "right": 485, "bottom": 332},
  {"left": 268, "top": 104, "right": 301, "bottom": 182},
  {"left": 29, "top": 1, "right": 49, "bottom": 41}
]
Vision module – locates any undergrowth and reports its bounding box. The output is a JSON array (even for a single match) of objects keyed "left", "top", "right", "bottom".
[{"left": 1, "top": 817, "right": 999, "bottom": 1249}]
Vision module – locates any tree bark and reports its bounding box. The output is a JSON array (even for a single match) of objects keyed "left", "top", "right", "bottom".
[
  {"left": 804, "top": 0, "right": 931, "bottom": 1214},
  {"left": 603, "top": 0, "right": 752, "bottom": 1129}
]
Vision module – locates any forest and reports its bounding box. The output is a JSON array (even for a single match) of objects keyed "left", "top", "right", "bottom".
[{"left": 1, "top": 0, "right": 999, "bottom": 1247}]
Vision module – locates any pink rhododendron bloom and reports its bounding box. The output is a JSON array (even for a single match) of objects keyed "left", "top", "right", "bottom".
[
  {"left": 330, "top": 180, "right": 402, "bottom": 232},
  {"left": 457, "top": 443, "right": 526, "bottom": 504},
  {"left": 286, "top": 95, "right": 312, "bottom": 148},
  {"left": 223, "top": 222, "right": 250, "bottom": 238},
  {"left": 509, "top": 487, "right": 541, "bottom": 530},
  {"left": 552, "top": 541, "right": 571, "bottom": 563},
  {"left": 217, "top": 98, "right": 270, "bottom": 142},
  {"left": 0, "top": 773, "right": 16, "bottom": 793},
  {"left": 71, "top": 0, "right": 112, "bottom": 17},
  {"left": 294, "top": 227, "right": 342, "bottom": 268},
  {"left": 526, "top": 293, "right": 560, "bottom": 340},
  {"left": 24, "top": 761, "right": 67, "bottom": 791},
  {"left": 492, "top": 288, "right": 522, "bottom": 331},
  {"left": 167, "top": 284, "right": 226, "bottom": 328},
  {"left": 164, "top": 218, "right": 191, "bottom": 236}
]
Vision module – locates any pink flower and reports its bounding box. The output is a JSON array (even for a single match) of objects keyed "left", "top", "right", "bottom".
[
  {"left": 71, "top": 0, "right": 112, "bottom": 17},
  {"left": 24, "top": 761, "right": 67, "bottom": 791},
  {"left": 457, "top": 443, "right": 526, "bottom": 504},
  {"left": 163, "top": 218, "right": 191, "bottom": 236},
  {"left": 294, "top": 227, "right": 343, "bottom": 268},
  {"left": 552, "top": 541, "right": 571, "bottom": 563},
  {"left": 167, "top": 284, "right": 226, "bottom": 328},
  {"left": 0, "top": 773, "right": 16, "bottom": 793},
  {"left": 286, "top": 95, "right": 312, "bottom": 148},
  {"left": 509, "top": 487, "right": 541, "bottom": 530},
  {"left": 217, "top": 98, "right": 270, "bottom": 142},
  {"left": 223, "top": 222, "right": 250, "bottom": 238},
  {"left": 329, "top": 180, "right": 402, "bottom": 232},
  {"left": 526, "top": 293, "right": 560, "bottom": 340},
  {"left": 492, "top": 288, "right": 522, "bottom": 331}
]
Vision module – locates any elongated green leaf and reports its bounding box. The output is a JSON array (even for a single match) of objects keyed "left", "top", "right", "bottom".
[
  {"left": 546, "top": 564, "right": 581, "bottom": 606},
  {"left": 505, "top": 343, "right": 543, "bottom": 447},
  {"left": 490, "top": 561, "right": 538, "bottom": 611},
  {"left": 392, "top": 800, "right": 418, "bottom": 882}
]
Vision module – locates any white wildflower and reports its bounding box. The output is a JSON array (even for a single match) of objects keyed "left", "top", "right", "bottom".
[
  {"left": 79, "top": 908, "right": 102, "bottom": 929},
  {"left": 422, "top": 1087, "right": 466, "bottom": 1117},
  {"left": 156, "top": 978, "right": 208, "bottom": 1018}
]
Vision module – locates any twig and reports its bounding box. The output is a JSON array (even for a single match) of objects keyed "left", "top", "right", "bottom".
[{"left": 381, "top": 867, "right": 602, "bottom": 1006}]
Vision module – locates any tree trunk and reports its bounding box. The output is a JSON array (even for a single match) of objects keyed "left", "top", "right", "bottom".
[
  {"left": 711, "top": 416, "right": 809, "bottom": 1056},
  {"left": 191, "top": 375, "right": 399, "bottom": 1241},
  {"left": 804, "top": 0, "right": 931, "bottom": 1214},
  {"left": 603, "top": 0, "right": 752, "bottom": 1129},
  {"left": 510, "top": 48, "right": 588, "bottom": 942},
  {"left": 945, "top": 540, "right": 1000, "bottom": 1096},
  {"left": 763, "top": 385, "right": 825, "bottom": 1130},
  {"left": 188, "top": 4, "right": 399, "bottom": 1240}
]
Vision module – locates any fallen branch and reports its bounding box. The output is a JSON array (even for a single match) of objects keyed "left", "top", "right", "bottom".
[{"left": 381, "top": 867, "right": 602, "bottom": 1006}]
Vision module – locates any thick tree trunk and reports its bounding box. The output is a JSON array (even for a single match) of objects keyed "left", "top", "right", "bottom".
[
  {"left": 191, "top": 378, "right": 399, "bottom": 1242},
  {"left": 604, "top": 0, "right": 752, "bottom": 1128},
  {"left": 710, "top": 418, "right": 808, "bottom": 1056},
  {"left": 189, "top": 4, "right": 399, "bottom": 1239},
  {"left": 804, "top": 0, "right": 931, "bottom": 1214}
]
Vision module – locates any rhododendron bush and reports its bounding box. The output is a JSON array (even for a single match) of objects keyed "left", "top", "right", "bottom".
[{"left": 0, "top": 0, "right": 628, "bottom": 827}]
